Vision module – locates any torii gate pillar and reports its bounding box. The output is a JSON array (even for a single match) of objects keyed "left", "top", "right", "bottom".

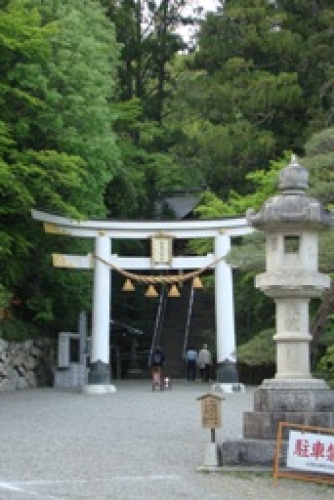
[
  {"left": 87, "top": 234, "right": 116, "bottom": 393},
  {"left": 215, "top": 233, "right": 238, "bottom": 383}
]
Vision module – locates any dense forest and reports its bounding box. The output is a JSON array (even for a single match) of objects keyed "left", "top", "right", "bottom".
[{"left": 1, "top": 0, "right": 334, "bottom": 375}]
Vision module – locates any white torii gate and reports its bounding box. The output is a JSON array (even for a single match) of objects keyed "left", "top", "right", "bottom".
[{"left": 31, "top": 209, "right": 252, "bottom": 394}]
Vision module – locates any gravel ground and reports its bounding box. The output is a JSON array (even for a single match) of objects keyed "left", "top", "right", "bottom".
[{"left": 0, "top": 380, "right": 333, "bottom": 499}]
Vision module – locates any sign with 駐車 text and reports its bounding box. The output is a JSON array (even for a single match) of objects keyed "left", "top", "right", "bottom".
[{"left": 287, "top": 430, "right": 334, "bottom": 475}]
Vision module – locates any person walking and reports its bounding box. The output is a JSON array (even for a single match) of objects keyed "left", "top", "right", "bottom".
[
  {"left": 185, "top": 346, "right": 198, "bottom": 381},
  {"left": 197, "top": 343, "right": 212, "bottom": 382}
]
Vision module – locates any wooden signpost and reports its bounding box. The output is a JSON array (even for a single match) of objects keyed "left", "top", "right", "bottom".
[
  {"left": 198, "top": 393, "right": 222, "bottom": 440},
  {"left": 197, "top": 393, "right": 224, "bottom": 468}
]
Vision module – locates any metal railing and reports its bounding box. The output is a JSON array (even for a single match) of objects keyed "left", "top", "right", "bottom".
[
  {"left": 148, "top": 286, "right": 167, "bottom": 365},
  {"left": 182, "top": 286, "right": 194, "bottom": 360}
]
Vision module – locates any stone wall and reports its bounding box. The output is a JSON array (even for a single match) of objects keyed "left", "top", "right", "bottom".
[{"left": 0, "top": 338, "right": 56, "bottom": 391}]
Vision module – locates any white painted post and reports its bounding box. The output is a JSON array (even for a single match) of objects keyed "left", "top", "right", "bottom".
[
  {"left": 85, "top": 234, "right": 116, "bottom": 393},
  {"left": 215, "top": 232, "right": 238, "bottom": 383}
]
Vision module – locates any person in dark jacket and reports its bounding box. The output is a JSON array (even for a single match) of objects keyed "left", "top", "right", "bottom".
[{"left": 150, "top": 346, "right": 165, "bottom": 370}]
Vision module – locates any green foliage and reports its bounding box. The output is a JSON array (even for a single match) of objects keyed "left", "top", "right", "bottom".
[
  {"left": 107, "top": 100, "right": 200, "bottom": 218},
  {"left": 102, "top": 1, "right": 206, "bottom": 220},
  {"left": 190, "top": 153, "right": 290, "bottom": 258},
  {"left": 29, "top": 0, "right": 121, "bottom": 216},
  {"left": 1, "top": 0, "right": 334, "bottom": 350},
  {"left": 303, "top": 128, "right": 334, "bottom": 277},
  {"left": 0, "top": 284, "right": 12, "bottom": 309},
  {"left": 237, "top": 328, "right": 276, "bottom": 366},
  {"left": 0, "top": 0, "right": 121, "bottom": 333},
  {"left": 164, "top": 66, "right": 279, "bottom": 197},
  {"left": 319, "top": 232, "right": 334, "bottom": 273},
  {"left": 166, "top": 0, "right": 334, "bottom": 204},
  {"left": 196, "top": 154, "right": 290, "bottom": 217},
  {"left": 102, "top": 0, "right": 188, "bottom": 120},
  {"left": 170, "top": 0, "right": 334, "bottom": 199},
  {"left": 316, "top": 314, "right": 334, "bottom": 350},
  {"left": 316, "top": 345, "right": 334, "bottom": 379},
  {"left": 304, "top": 127, "right": 334, "bottom": 210},
  {"left": 0, "top": 318, "right": 39, "bottom": 341},
  {"left": 233, "top": 270, "right": 275, "bottom": 346}
]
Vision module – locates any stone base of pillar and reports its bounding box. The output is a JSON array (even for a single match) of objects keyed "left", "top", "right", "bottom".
[
  {"left": 83, "top": 383, "right": 116, "bottom": 395},
  {"left": 211, "top": 382, "right": 245, "bottom": 394},
  {"left": 216, "top": 359, "right": 238, "bottom": 383},
  {"left": 221, "top": 438, "right": 286, "bottom": 466},
  {"left": 204, "top": 442, "right": 220, "bottom": 467},
  {"left": 88, "top": 359, "right": 111, "bottom": 384},
  {"left": 220, "top": 378, "right": 334, "bottom": 466}
]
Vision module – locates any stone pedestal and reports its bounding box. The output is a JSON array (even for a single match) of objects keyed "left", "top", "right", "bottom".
[
  {"left": 204, "top": 442, "right": 220, "bottom": 467},
  {"left": 54, "top": 363, "right": 88, "bottom": 389},
  {"left": 216, "top": 359, "right": 239, "bottom": 383},
  {"left": 225, "top": 156, "right": 334, "bottom": 467},
  {"left": 221, "top": 378, "right": 334, "bottom": 466},
  {"left": 84, "top": 359, "right": 116, "bottom": 394}
]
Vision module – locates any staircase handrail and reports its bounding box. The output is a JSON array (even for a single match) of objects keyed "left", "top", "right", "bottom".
[
  {"left": 182, "top": 286, "right": 194, "bottom": 360},
  {"left": 149, "top": 286, "right": 167, "bottom": 366}
]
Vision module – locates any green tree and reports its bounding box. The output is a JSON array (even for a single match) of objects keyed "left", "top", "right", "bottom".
[
  {"left": 276, "top": 0, "right": 334, "bottom": 133},
  {"left": 0, "top": 0, "right": 121, "bottom": 334},
  {"left": 189, "top": 155, "right": 289, "bottom": 353},
  {"left": 101, "top": 1, "right": 203, "bottom": 219},
  {"left": 30, "top": 0, "right": 121, "bottom": 216},
  {"left": 101, "top": 0, "right": 190, "bottom": 122},
  {"left": 302, "top": 127, "right": 334, "bottom": 363},
  {"left": 304, "top": 127, "right": 334, "bottom": 209},
  {"left": 165, "top": 0, "right": 334, "bottom": 199},
  {"left": 194, "top": 133, "right": 334, "bottom": 367}
]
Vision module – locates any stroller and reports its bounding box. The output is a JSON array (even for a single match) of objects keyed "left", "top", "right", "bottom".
[{"left": 151, "top": 366, "right": 163, "bottom": 391}]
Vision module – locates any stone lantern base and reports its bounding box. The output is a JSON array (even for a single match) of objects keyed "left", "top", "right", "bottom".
[{"left": 220, "top": 378, "right": 334, "bottom": 466}]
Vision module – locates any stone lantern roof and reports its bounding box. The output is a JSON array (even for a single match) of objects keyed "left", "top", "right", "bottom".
[{"left": 246, "top": 155, "right": 332, "bottom": 230}]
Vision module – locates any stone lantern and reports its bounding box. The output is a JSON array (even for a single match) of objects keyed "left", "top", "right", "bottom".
[
  {"left": 246, "top": 154, "right": 331, "bottom": 383},
  {"left": 221, "top": 155, "right": 334, "bottom": 467}
]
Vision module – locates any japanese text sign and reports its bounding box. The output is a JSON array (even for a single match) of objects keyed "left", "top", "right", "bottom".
[
  {"left": 199, "top": 395, "right": 222, "bottom": 429},
  {"left": 287, "top": 430, "right": 334, "bottom": 475}
]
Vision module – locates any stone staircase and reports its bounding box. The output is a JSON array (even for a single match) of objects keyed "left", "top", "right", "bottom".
[
  {"left": 159, "top": 286, "right": 188, "bottom": 378},
  {"left": 159, "top": 283, "right": 215, "bottom": 378}
]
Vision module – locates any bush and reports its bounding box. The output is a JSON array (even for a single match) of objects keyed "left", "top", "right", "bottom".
[
  {"left": 237, "top": 328, "right": 275, "bottom": 366},
  {"left": 316, "top": 345, "right": 334, "bottom": 385},
  {"left": 0, "top": 319, "right": 40, "bottom": 341}
]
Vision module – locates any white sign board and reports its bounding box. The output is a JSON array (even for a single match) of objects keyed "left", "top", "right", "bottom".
[
  {"left": 287, "top": 430, "right": 334, "bottom": 475},
  {"left": 151, "top": 233, "right": 173, "bottom": 265}
]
